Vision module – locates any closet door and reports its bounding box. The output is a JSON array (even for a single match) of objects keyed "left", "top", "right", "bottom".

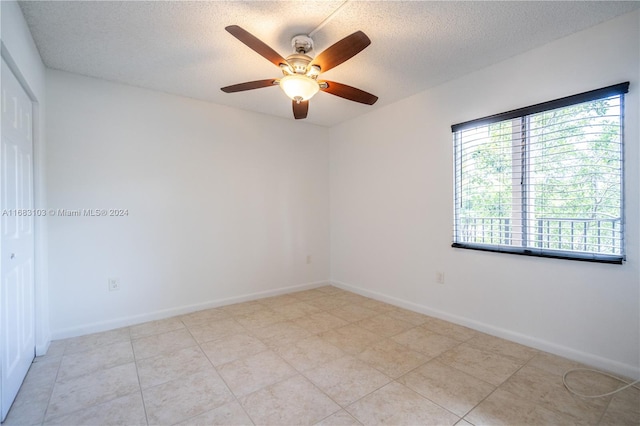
[{"left": 1, "top": 57, "right": 36, "bottom": 422}]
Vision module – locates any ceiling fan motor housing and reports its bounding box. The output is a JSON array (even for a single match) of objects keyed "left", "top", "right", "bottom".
[
  {"left": 291, "top": 34, "right": 314, "bottom": 54},
  {"left": 285, "top": 53, "right": 313, "bottom": 75}
]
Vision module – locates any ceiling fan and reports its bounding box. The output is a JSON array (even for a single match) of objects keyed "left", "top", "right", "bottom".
[{"left": 221, "top": 25, "right": 378, "bottom": 120}]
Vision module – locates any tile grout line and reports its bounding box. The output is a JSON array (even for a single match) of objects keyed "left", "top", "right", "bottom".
[
  {"left": 229, "top": 296, "right": 386, "bottom": 424},
  {"left": 372, "top": 330, "right": 468, "bottom": 424},
  {"left": 39, "top": 341, "right": 67, "bottom": 426},
  {"left": 596, "top": 391, "right": 614, "bottom": 426},
  {"left": 387, "top": 344, "right": 467, "bottom": 421},
  {"left": 458, "top": 351, "right": 537, "bottom": 423},
  {"left": 219, "top": 327, "right": 337, "bottom": 424},
  {"left": 130, "top": 325, "right": 152, "bottom": 426},
  {"left": 185, "top": 316, "right": 258, "bottom": 426},
  {"left": 40, "top": 336, "right": 141, "bottom": 425}
]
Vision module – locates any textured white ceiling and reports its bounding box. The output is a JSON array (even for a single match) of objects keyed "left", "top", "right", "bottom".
[{"left": 18, "top": 1, "right": 640, "bottom": 127}]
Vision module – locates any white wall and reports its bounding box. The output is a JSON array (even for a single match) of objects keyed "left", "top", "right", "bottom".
[
  {"left": 0, "top": 0, "right": 50, "bottom": 355},
  {"left": 330, "top": 11, "right": 640, "bottom": 378},
  {"left": 46, "top": 70, "right": 330, "bottom": 338}
]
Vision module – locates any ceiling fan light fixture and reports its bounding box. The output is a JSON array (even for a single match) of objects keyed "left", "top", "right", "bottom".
[
  {"left": 222, "top": 25, "right": 376, "bottom": 119},
  {"left": 279, "top": 74, "right": 319, "bottom": 102}
]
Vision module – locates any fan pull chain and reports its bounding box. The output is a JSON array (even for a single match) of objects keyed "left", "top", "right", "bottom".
[{"left": 309, "top": 0, "right": 351, "bottom": 38}]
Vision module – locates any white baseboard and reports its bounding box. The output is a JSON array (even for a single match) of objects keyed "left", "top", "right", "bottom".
[
  {"left": 51, "top": 280, "right": 329, "bottom": 340},
  {"left": 331, "top": 279, "right": 640, "bottom": 380},
  {"left": 35, "top": 338, "right": 51, "bottom": 357}
]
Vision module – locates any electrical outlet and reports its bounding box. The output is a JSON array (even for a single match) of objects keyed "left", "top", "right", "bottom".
[
  {"left": 306, "top": 255, "right": 312, "bottom": 264},
  {"left": 108, "top": 278, "right": 120, "bottom": 291},
  {"left": 436, "top": 272, "right": 445, "bottom": 284}
]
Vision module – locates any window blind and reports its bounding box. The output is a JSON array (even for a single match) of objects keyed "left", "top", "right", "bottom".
[{"left": 452, "top": 83, "right": 628, "bottom": 264}]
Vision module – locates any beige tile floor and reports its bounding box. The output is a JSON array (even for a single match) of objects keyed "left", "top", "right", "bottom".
[{"left": 4, "top": 285, "right": 639, "bottom": 425}]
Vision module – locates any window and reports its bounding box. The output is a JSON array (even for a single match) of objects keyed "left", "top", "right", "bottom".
[{"left": 452, "top": 82, "right": 628, "bottom": 264}]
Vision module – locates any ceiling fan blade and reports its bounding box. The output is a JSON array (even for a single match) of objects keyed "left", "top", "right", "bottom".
[
  {"left": 226, "top": 25, "right": 289, "bottom": 68},
  {"left": 320, "top": 81, "right": 378, "bottom": 105},
  {"left": 293, "top": 100, "right": 309, "bottom": 119},
  {"left": 221, "top": 79, "right": 277, "bottom": 93},
  {"left": 309, "top": 31, "right": 371, "bottom": 73}
]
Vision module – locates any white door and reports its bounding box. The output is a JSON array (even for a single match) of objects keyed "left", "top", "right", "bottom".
[{"left": 0, "top": 57, "right": 35, "bottom": 422}]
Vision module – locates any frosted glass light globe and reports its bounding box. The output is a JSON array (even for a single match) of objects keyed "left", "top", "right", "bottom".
[{"left": 279, "top": 75, "right": 320, "bottom": 102}]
